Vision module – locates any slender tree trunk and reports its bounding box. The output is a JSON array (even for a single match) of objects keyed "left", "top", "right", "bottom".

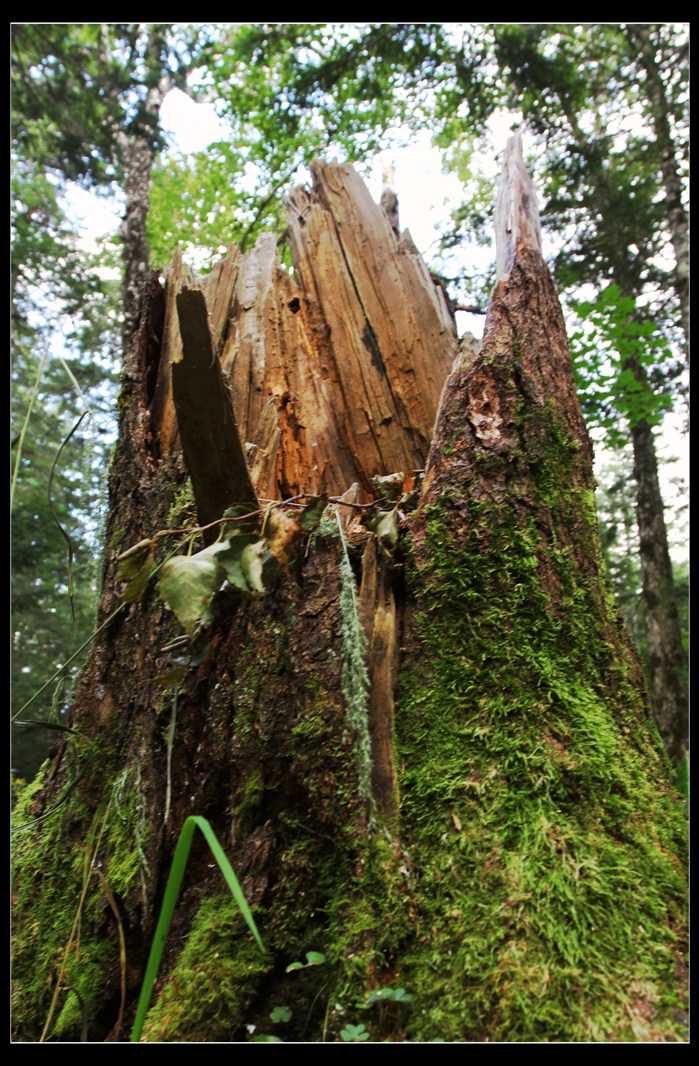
[
  {"left": 624, "top": 23, "right": 689, "bottom": 350},
  {"left": 608, "top": 296, "right": 689, "bottom": 763},
  {"left": 118, "top": 26, "right": 171, "bottom": 353},
  {"left": 630, "top": 414, "right": 688, "bottom": 762},
  {"left": 120, "top": 135, "right": 157, "bottom": 351},
  {"left": 12, "top": 146, "right": 686, "bottom": 1044}
]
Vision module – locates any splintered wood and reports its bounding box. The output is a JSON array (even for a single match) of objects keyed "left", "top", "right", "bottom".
[
  {"left": 494, "top": 130, "right": 543, "bottom": 282},
  {"left": 149, "top": 160, "right": 458, "bottom": 513}
]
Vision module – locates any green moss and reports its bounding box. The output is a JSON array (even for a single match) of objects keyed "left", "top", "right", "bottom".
[
  {"left": 110, "top": 526, "right": 126, "bottom": 550},
  {"left": 51, "top": 943, "right": 115, "bottom": 1038},
  {"left": 12, "top": 752, "right": 152, "bottom": 1040},
  {"left": 139, "top": 895, "right": 270, "bottom": 1042},
  {"left": 243, "top": 828, "right": 417, "bottom": 1043},
  {"left": 11, "top": 764, "right": 46, "bottom": 819},
  {"left": 104, "top": 762, "right": 150, "bottom": 907},
  {"left": 388, "top": 412, "right": 687, "bottom": 1041},
  {"left": 231, "top": 769, "right": 265, "bottom": 837},
  {"left": 116, "top": 388, "right": 130, "bottom": 417},
  {"left": 167, "top": 478, "right": 196, "bottom": 530}
]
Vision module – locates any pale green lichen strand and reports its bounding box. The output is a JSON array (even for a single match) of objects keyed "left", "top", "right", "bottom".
[{"left": 335, "top": 510, "right": 376, "bottom": 823}]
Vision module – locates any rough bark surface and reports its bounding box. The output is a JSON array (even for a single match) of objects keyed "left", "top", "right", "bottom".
[
  {"left": 118, "top": 26, "right": 172, "bottom": 355},
  {"left": 12, "top": 153, "right": 687, "bottom": 1044}
]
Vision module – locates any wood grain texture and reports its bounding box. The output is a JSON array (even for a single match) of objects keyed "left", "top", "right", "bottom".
[{"left": 153, "top": 161, "right": 459, "bottom": 504}]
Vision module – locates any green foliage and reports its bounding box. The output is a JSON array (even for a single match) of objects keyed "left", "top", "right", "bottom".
[
  {"left": 11, "top": 24, "right": 202, "bottom": 187},
  {"left": 162, "top": 22, "right": 688, "bottom": 441},
  {"left": 11, "top": 160, "right": 113, "bottom": 343},
  {"left": 147, "top": 24, "right": 472, "bottom": 264},
  {"left": 258, "top": 946, "right": 413, "bottom": 1043},
  {"left": 12, "top": 24, "right": 124, "bottom": 186},
  {"left": 11, "top": 28, "right": 127, "bottom": 781},
  {"left": 269, "top": 1005, "right": 292, "bottom": 1023},
  {"left": 147, "top": 140, "right": 289, "bottom": 272},
  {"left": 117, "top": 496, "right": 326, "bottom": 638},
  {"left": 569, "top": 283, "right": 674, "bottom": 447},
  {"left": 10, "top": 337, "right": 114, "bottom": 780},
  {"left": 593, "top": 453, "right": 647, "bottom": 658},
  {"left": 360, "top": 987, "right": 413, "bottom": 1006},
  {"left": 491, "top": 23, "right": 687, "bottom": 428},
  {"left": 341, "top": 1022, "right": 370, "bottom": 1042},
  {"left": 286, "top": 951, "right": 326, "bottom": 972}
]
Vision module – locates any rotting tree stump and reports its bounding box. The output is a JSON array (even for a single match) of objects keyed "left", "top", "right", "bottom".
[{"left": 12, "top": 145, "right": 687, "bottom": 1044}]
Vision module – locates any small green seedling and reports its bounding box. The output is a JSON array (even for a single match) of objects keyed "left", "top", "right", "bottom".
[
  {"left": 269, "top": 1006, "right": 292, "bottom": 1024},
  {"left": 360, "top": 987, "right": 413, "bottom": 1008},
  {"left": 341, "top": 1023, "right": 370, "bottom": 1042},
  {"left": 285, "top": 951, "right": 326, "bottom": 972}
]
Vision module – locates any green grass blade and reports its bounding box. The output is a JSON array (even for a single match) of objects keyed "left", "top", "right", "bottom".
[
  {"left": 193, "top": 817, "right": 265, "bottom": 953},
  {"left": 130, "top": 815, "right": 265, "bottom": 1042},
  {"left": 47, "top": 411, "right": 88, "bottom": 623},
  {"left": 10, "top": 345, "right": 50, "bottom": 514}
]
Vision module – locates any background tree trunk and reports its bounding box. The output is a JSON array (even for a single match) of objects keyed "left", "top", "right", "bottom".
[
  {"left": 115, "top": 25, "right": 173, "bottom": 353},
  {"left": 630, "top": 414, "right": 689, "bottom": 762},
  {"left": 624, "top": 23, "right": 689, "bottom": 350},
  {"left": 12, "top": 148, "right": 687, "bottom": 1044}
]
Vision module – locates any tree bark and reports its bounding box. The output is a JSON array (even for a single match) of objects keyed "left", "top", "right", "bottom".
[
  {"left": 12, "top": 149, "right": 686, "bottom": 1044},
  {"left": 118, "top": 26, "right": 172, "bottom": 353}
]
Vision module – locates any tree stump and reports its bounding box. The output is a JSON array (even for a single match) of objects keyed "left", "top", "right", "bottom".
[{"left": 12, "top": 147, "right": 687, "bottom": 1044}]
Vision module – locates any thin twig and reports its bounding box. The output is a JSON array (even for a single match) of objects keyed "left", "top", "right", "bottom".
[
  {"left": 94, "top": 870, "right": 127, "bottom": 1042},
  {"left": 12, "top": 603, "right": 127, "bottom": 722},
  {"left": 11, "top": 345, "right": 50, "bottom": 513}
]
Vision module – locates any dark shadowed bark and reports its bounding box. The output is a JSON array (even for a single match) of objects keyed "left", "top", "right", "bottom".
[{"left": 12, "top": 146, "right": 686, "bottom": 1044}]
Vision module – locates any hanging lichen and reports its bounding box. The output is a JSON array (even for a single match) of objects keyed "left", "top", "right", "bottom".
[{"left": 335, "top": 510, "right": 376, "bottom": 824}]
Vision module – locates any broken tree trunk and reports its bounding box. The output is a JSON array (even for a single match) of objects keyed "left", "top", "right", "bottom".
[
  {"left": 150, "top": 160, "right": 457, "bottom": 504},
  {"left": 12, "top": 148, "right": 686, "bottom": 1044}
]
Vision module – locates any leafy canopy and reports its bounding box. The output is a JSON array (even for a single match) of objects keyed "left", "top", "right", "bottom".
[{"left": 569, "top": 284, "right": 674, "bottom": 447}]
